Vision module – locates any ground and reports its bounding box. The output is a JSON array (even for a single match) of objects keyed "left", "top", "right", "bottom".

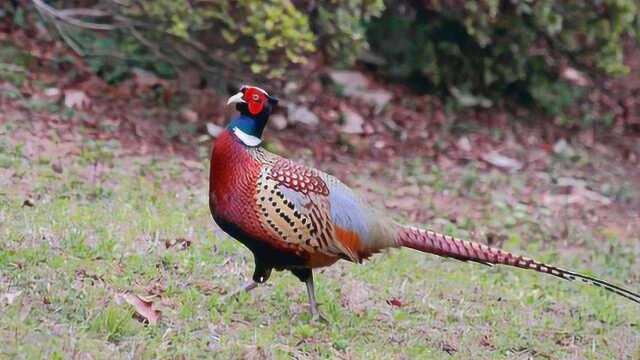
[{"left": 1, "top": 30, "right": 640, "bottom": 359}]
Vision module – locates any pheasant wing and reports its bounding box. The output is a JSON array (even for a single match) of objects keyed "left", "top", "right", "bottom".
[{"left": 253, "top": 158, "right": 386, "bottom": 262}]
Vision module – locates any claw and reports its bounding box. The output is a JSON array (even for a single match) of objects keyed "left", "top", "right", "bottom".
[{"left": 310, "top": 308, "right": 329, "bottom": 324}]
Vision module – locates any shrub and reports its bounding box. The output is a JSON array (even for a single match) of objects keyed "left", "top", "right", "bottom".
[
  {"left": 34, "top": 0, "right": 382, "bottom": 85},
  {"left": 310, "top": 0, "right": 385, "bottom": 65},
  {"left": 366, "top": 0, "right": 640, "bottom": 112},
  {"left": 31, "top": 0, "right": 640, "bottom": 117}
]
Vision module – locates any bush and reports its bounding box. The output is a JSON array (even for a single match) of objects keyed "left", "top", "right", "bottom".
[
  {"left": 135, "top": 0, "right": 316, "bottom": 78},
  {"left": 34, "top": 1, "right": 382, "bottom": 85},
  {"left": 366, "top": 0, "right": 640, "bottom": 112},
  {"left": 32, "top": 0, "right": 640, "bottom": 116},
  {"left": 310, "top": 0, "right": 385, "bottom": 65}
]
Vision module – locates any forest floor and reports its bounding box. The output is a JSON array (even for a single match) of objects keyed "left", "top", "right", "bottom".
[{"left": 1, "top": 26, "right": 640, "bottom": 359}]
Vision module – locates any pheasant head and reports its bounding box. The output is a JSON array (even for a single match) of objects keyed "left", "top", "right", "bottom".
[
  {"left": 227, "top": 85, "right": 278, "bottom": 116},
  {"left": 225, "top": 85, "right": 279, "bottom": 146}
]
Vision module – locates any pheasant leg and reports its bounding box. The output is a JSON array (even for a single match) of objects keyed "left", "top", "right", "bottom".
[{"left": 304, "top": 274, "right": 328, "bottom": 323}]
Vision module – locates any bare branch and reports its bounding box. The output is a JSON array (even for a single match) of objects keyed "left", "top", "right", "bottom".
[
  {"left": 128, "top": 26, "right": 181, "bottom": 69},
  {"left": 58, "top": 9, "right": 112, "bottom": 19},
  {"left": 31, "top": 0, "right": 118, "bottom": 31}
]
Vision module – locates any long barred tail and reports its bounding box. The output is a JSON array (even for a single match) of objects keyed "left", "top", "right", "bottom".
[{"left": 396, "top": 226, "right": 640, "bottom": 305}]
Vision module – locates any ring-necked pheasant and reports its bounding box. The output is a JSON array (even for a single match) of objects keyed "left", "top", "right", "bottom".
[{"left": 209, "top": 85, "right": 640, "bottom": 320}]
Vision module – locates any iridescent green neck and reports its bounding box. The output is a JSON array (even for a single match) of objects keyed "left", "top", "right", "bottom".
[
  {"left": 227, "top": 115, "right": 266, "bottom": 139},
  {"left": 227, "top": 115, "right": 265, "bottom": 147}
]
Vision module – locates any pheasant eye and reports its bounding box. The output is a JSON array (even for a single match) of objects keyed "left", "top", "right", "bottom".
[{"left": 252, "top": 94, "right": 260, "bottom": 101}]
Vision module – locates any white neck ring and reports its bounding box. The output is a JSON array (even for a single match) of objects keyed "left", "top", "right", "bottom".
[{"left": 232, "top": 127, "right": 262, "bottom": 147}]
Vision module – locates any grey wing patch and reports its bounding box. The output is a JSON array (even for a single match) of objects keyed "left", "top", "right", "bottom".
[
  {"left": 327, "top": 182, "right": 371, "bottom": 242},
  {"left": 279, "top": 186, "right": 311, "bottom": 210}
]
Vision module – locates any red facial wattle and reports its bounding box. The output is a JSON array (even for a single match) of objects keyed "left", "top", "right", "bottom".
[
  {"left": 244, "top": 88, "right": 267, "bottom": 115},
  {"left": 248, "top": 101, "right": 263, "bottom": 115}
]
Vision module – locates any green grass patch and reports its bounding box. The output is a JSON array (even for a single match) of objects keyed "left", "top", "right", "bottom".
[{"left": 0, "top": 122, "right": 638, "bottom": 358}]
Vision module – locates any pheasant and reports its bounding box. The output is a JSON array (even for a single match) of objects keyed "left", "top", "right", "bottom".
[{"left": 209, "top": 85, "right": 640, "bottom": 320}]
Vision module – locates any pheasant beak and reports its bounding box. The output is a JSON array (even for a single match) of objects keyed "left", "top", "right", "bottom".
[{"left": 226, "top": 91, "right": 245, "bottom": 105}]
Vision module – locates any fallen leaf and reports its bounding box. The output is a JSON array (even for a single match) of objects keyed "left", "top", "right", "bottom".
[
  {"left": 43, "top": 87, "right": 62, "bottom": 102},
  {"left": 480, "top": 151, "right": 522, "bottom": 171},
  {"left": 51, "top": 162, "right": 64, "bottom": 174},
  {"left": 75, "top": 269, "right": 104, "bottom": 284},
  {"left": 164, "top": 238, "right": 192, "bottom": 250},
  {"left": 480, "top": 334, "right": 495, "bottom": 349},
  {"left": 456, "top": 136, "right": 472, "bottom": 152},
  {"left": 142, "top": 281, "right": 166, "bottom": 297},
  {"left": 553, "top": 139, "right": 574, "bottom": 157},
  {"left": 22, "top": 198, "right": 35, "bottom": 207},
  {"left": 194, "top": 280, "right": 224, "bottom": 295},
  {"left": 117, "top": 293, "right": 160, "bottom": 325},
  {"left": 340, "top": 106, "right": 365, "bottom": 134},
  {"left": 544, "top": 177, "right": 611, "bottom": 206},
  {"left": 440, "top": 340, "right": 458, "bottom": 354},
  {"left": 158, "top": 297, "right": 178, "bottom": 310},
  {"left": 543, "top": 187, "right": 611, "bottom": 206},
  {"left": 386, "top": 297, "right": 403, "bottom": 307},
  {"left": 44, "top": 87, "right": 60, "bottom": 97},
  {"left": 64, "top": 89, "right": 91, "bottom": 109},
  {"left": 561, "top": 67, "right": 589, "bottom": 87}
]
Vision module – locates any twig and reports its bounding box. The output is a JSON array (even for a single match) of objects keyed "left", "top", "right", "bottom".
[
  {"left": 128, "top": 26, "right": 181, "bottom": 70},
  {"left": 110, "top": 0, "right": 134, "bottom": 7},
  {"left": 50, "top": 17, "right": 86, "bottom": 56},
  {"left": 58, "top": 8, "right": 112, "bottom": 18},
  {"left": 31, "top": 0, "right": 117, "bottom": 31}
]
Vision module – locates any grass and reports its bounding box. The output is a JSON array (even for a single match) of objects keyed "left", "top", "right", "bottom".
[{"left": 0, "top": 121, "right": 639, "bottom": 359}]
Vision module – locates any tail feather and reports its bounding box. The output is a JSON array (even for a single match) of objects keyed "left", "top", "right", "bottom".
[{"left": 396, "top": 226, "right": 640, "bottom": 305}]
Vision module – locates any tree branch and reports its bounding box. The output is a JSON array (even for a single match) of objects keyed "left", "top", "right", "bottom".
[{"left": 31, "top": 0, "right": 118, "bottom": 31}]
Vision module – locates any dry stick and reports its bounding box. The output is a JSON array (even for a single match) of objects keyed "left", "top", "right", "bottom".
[
  {"left": 57, "top": 8, "right": 112, "bottom": 19},
  {"left": 128, "top": 26, "right": 182, "bottom": 70},
  {"left": 31, "top": 0, "right": 135, "bottom": 60},
  {"left": 55, "top": 23, "right": 86, "bottom": 56},
  {"left": 31, "top": 0, "right": 117, "bottom": 31},
  {"left": 32, "top": 0, "right": 117, "bottom": 57}
]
